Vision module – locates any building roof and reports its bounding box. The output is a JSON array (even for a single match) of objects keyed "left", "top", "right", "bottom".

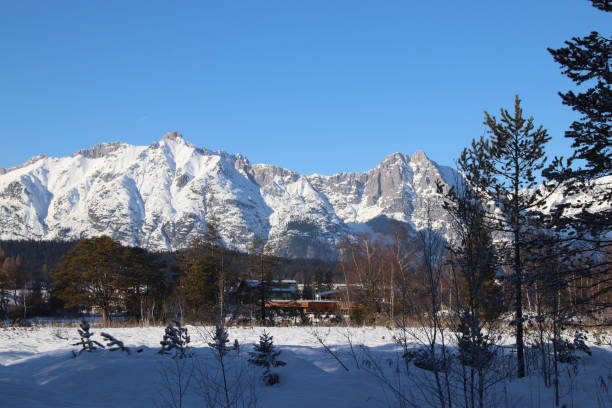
[{"left": 242, "top": 279, "right": 297, "bottom": 288}]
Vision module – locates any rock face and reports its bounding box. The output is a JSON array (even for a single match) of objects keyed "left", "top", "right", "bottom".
[{"left": 0, "top": 132, "right": 460, "bottom": 258}]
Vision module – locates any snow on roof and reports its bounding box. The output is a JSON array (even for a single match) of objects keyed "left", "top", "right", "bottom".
[
  {"left": 315, "top": 290, "right": 339, "bottom": 297},
  {"left": 242, "top": 279, "right": 298, "bottom": 288}
]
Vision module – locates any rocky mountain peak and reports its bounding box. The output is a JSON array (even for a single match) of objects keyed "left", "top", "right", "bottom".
[
  {"left": 410, "top": 150, "right": 430, "bottom": 163},
  {"left": 161, "top": 131, "right": 184, "bottom": 141},
  {"left": 74, "top": 143, "right": 126, "bottom": 159},
  {"left": 379, "top": 152, "right": 409, "bottom": 167}
]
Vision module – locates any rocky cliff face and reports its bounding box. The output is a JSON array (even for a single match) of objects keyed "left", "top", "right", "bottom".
[{"left": 0, "top": 132, "right": 460, "bottom": 258}]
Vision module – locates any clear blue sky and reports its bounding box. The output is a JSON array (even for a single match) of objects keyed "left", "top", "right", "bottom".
[{"left": 0, "top": 1, "right": 609, "bottom": 175}]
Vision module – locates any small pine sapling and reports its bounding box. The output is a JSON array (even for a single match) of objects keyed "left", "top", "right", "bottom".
[
  {"left": 457, "top": 316, "right": 495, "bottom": 369},
  {"left": 208, "top": 325, "right": 233, "bottom": 357},
  {"left": 159, "top": 320, "right": 191, "bottom": 358},
  {"left": 233, "top": 339, "right": 240, "bottom": 355},
  {"left": 72, "top": 319, "right": 105, "bottom": 356},
  {"left": 101, "top": 332, "right": 131, "bottom": 354},
  {"left": 207, "top": 325, "right": 234, "bottom": 407},
  {"left": 248, "top": 331, "right": 286, "bottom": 386}
]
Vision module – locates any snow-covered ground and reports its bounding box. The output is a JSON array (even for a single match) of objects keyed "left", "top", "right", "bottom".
[{"left": 0, "top": 325, "right": 610, "bottom": 407}]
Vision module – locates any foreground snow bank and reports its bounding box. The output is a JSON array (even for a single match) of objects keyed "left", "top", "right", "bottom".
[{"left": 0, "top": 326, "right": 609, "bottom": 407}]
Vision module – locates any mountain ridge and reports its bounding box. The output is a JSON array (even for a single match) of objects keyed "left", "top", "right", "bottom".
[{"left": 0, "top": 132, "right": 459, "bottom": 258}]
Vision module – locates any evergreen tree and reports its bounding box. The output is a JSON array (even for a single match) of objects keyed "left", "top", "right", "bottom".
[
  {"left": 248, "top": 331, "right": 286, "bottom": 386},
  {"left": 119, "top": 246, "right": 166, "bottom": 322},
  {"left": 544, "top": 0, "right": 611, "bottom": 318},
  {"left": 203, "top": 219, "right": 229, "bottom": 323},
  {"left": 176, "top": 223, "right": 224, "bottom": 321},
  {"left": 247, "top": 239, "right": 277, "bottom": 325},
  {"left": 101, "top": 332, "right": 131, "bottom": 354},
  {"left": 440, "top": 172, "right": 501, "bottom": 405},
  {"left": 546, "top": 10, "right": 611, "bottom": 236},
  {"left": 73, "top": 319, "right": 105, "bottom": 356},
  {"left": 51, "top": 237, "right": 125, "bottom": 322},
  {"left": 590, "top": 0, "right": 611, "bottom": 11},
  {"left": 27, "top": 281, "right": 46, "bottom": 318},
  {"left": 456, "top": 312, "right": 495, "bottom": 369},
  {"left": 312, "top": 268, "right": 334, "bottom": 294},
  {"left": 0, "top": 251, "right": 11, "bottom": 318},
  {"left": 302, "top": 273, "right": 315, "bottom": 299},
  {"left": 159, "top": 320, "right": 191, "bottom": 358},
  {"left": 207, "top": 324, "right": 233, "bottom": 357},
  {"left": 439, "top": 174, "right": 502, "bottom": 321},
  {"left": 322, "top": 270, "right": 334, "bottom": 292},
  {"left": 459, "top": 96, "right": 551, "bottom": 378},
  {"left": 207, "top": 324, "right": 235, "bottom": 406}
]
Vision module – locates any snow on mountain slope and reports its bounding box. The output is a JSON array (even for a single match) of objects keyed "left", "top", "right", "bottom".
[{"left": 0, "top": 132, "right": 459, "bottom": 258}]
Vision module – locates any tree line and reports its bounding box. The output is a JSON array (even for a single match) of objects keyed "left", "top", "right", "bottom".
[{"left": 0, "top": 231, "right": 339, "bottom": 323}]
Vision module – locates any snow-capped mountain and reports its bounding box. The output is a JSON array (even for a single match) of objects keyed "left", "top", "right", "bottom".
[{"left": 0, "top": 132, "right": 459, "bottom": 258}]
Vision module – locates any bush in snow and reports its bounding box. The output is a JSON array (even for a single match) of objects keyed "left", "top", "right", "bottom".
[
  {"left": 159, "top": 320, "right": 191, "bottom": 358},
  {"left": 101, "top": 332, "right": 131, "bottom": 355},
  {"left": 72, "top": 319, "right": 105, "bottom": 356},
  {"left": 403, "top": 347, "right": 448, "bottom": 373},
  {"left": 457, "top": 317, "right": 496, "bottom": 369},
  {"left": 248, "top": 331, "right": 286, "bottom": 386},
  {"left": 557, "top": 331, "right": 591, "bottom": 363}
]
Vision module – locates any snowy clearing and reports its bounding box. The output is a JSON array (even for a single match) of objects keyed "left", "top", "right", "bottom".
[{"left": 1, "top": 325, "right": 610, "bottom": 408}]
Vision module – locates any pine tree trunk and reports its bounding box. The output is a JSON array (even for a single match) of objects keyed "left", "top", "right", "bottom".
[
  {"left": 260, "top": 255, "right": 266, "bottom": 325},
  {"left": 515, "top": 227, "right": 526, "bottom": 378},
  {"left": 514, "top": 155, "right": 526, "bottom": 379}
]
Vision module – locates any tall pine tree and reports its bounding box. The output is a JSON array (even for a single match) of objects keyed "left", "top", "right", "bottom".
[
  {"left": 247, "top": 238, "right": 277, "bottom": 325},
  {"left": 177, "top": 221, "right": 227, "bottom": 321},
  {"left": 544, "top": 0, "right": 611, "bottom": 317},
  {"left": 118, "top": 246, "right": 166, "bottom": 322},
  {"left": 546, "top": 1, "right": 610, "bottom": 192},
  {"left": 459, "top": 96, "right": 551, "bottom": 378},
  {"left": 177, "top": 239, "right": 217, "bottom": 321},
  {"left": 546, "top": 16, "right": 610, "bottom": 235}
]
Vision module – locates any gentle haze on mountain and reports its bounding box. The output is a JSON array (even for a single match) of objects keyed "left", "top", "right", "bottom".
[{"left": 1, "top": 1, "right": 609, "bottom": 174}]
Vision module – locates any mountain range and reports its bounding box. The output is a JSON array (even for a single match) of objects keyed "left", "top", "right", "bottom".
[{"left": 0, "top": 132, "right": 470, "bottom": 259}]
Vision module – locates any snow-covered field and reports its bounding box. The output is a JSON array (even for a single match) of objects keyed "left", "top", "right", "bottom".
[{"left": 1, "top": 325, "right": 610, "bottom": 407}]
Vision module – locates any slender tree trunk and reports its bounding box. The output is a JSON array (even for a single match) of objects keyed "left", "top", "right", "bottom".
[
  {"left": 218, "top": 252, "right": 225, "bottom": 325},
  {"left": 260, "top": 254, "right": 266, "bottom": 325},
  {"left": 22, "top": 284, "right": 28, "bottom": 319},
  {"left": 514, "top": 168, "right": 526, "bottom": 378},
  {"left": 514, "top": 238, "right": 526, "bottom": 377},
  {"left": 219, "top": 354, "right": 231, "bottom": 408},
  {"left": 478, "top": 367, "right": 485, "bottom": 408}
]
